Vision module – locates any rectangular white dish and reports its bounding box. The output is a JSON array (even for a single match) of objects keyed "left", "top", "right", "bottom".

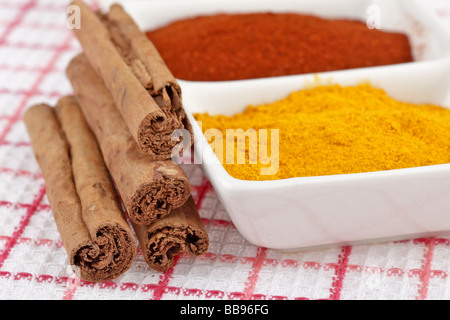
[{"left": 98, "top": 0, "right": 450, "bottom": 251}]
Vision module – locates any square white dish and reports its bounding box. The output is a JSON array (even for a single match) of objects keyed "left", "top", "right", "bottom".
[{"left": 97, "top": 0, "right": 450, "bottom": 251}]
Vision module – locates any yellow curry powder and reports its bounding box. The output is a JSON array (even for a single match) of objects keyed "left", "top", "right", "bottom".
[{"left": 194, "top": 84, "right": 450, "bottom": 181}]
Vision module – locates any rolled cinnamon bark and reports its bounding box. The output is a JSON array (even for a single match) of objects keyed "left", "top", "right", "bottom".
[
  {"left": 69, "top": 0, "right": 193, "bottom": 160},
  {"left": 66, "top": 54, "right": 191, "bottom": 225},
  {"left": 133, "top": 197, "right": 209, "bottom": 272},
  {"left": 24, "top": 103, "right": 137, "bottom": 282}
]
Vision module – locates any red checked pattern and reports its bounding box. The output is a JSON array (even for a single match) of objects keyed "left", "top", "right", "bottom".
[{"left": 0, "top": 0, "right": 450, "bottom": 300}]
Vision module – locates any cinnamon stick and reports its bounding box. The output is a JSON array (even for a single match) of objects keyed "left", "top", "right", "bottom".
[
  {"left": 134, "top": 196, "right": 209, "bottom": 272},
  {"left": 24, "top": 103, "right": 137, "bottom": 282},
  {"left": 69, "top": 0, "right": 193, "bottom": 160},
  {"left": 66, "top": 54, "right": 191, "bottom": 225}
]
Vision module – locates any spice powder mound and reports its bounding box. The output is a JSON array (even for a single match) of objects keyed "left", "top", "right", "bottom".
[
  {"left": 147, "top": 13, "right": 413, "bottom": 81},
  {"left": 194, "top": 84, "right": 450, "bottom": 181}
]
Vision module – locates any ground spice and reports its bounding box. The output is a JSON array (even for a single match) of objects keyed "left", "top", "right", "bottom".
[
  {"left": 147, "top": 13, "right": 413, "bottom": 81},
  {"left": 194, "top": 84, "right": 450, "bottom": 181}
]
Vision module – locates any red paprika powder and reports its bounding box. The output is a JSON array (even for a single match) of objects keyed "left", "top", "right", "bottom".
[{"left": 146, "top": 13, "right": 413, "bottom": 81}]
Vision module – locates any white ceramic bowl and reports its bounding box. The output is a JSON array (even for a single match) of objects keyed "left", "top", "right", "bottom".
[{"left": 98, "top": 0, "right": 450, "bottom": 251}]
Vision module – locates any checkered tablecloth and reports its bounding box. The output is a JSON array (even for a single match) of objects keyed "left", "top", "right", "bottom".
[{"left": 1, "top": 0, "right": 450, "bottom": 301}]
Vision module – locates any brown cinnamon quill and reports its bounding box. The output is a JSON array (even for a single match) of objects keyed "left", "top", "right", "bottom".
[
  {"left": 66, "top": 54, "right": 191, "bottom": 225},
  {"left": 66, "top": 54, "right": 208, "bottom": 272},
  {"left": 69, "top": 0, "right": 193, "bottom": 160},
  {"left": 24, "top": 102, "right": 137, "bottom": 282},
  {"left": 134, "top": 196, "right": 209, "bottom": 272}
]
